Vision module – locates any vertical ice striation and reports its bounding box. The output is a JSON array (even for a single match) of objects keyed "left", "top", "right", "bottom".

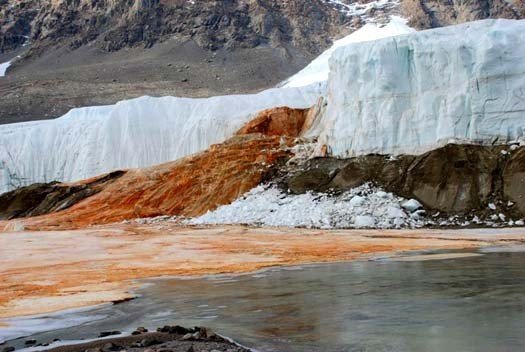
[
  {"left": 0, "top": 85, "right": 322, "bottom": 194},
  {"left": 317, "top": 19, "right": 525, "bottom": 157}
]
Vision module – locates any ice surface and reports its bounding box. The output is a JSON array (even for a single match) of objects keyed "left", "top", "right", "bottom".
[
  {"left": 283, "top": 16, "right": 414, "bottom": 88},
  {"left": 316, "top": 19, "right": 525, "bottom": 157},
  {"left": 0, "top": 61, "right": 10, "bottom": 77},
  {"left": 188, "top": 183, "right": 426, "bottom": 229},
  {"left": 0, "top": 85, "right": 322, "bottom": 194},
  {"left": 0, "top": 307, "right": 105, "bottom": 344}
]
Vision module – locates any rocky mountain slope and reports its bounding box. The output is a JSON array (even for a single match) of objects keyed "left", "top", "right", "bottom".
[
  {"left": 0, "top": 0, "right": 363, "bottom": 123},
  {"left": 402, "top": 0, "right": 525, "bottom": 29},
  {"left": 0, "top": 0, "right": 350, "bottom": 55}
]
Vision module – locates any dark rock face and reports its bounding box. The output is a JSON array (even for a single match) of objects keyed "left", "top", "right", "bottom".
[
  {"left": 403, "top": 145, "right": 500, "bottom": 213},
  {"left": 0, "top": 0, "right": 349, "bottom": 56},
  {"left": 0, "top": 0, "right": 37, "bottom": 53},
  {"left": 283, "top": 144, "right": 525, "bottom": 217},
  {"left": 0, "top": 170, "right": 125, "bottom": 220},
  {"left": 402, "top": 0, "right": 525, "bottom": 29},
  {"left": 504, "top": 148, "right": 525, "bottom": 215}
]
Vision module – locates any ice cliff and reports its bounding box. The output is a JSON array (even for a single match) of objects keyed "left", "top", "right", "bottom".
[
  {"left": 316, "top": 19, "right": 525, "bottom": 157},
  {"left": 0, "top": 86, "right": 321, "bottom": 193}
]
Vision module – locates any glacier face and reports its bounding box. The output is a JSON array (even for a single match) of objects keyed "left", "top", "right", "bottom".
[
  {"left": 0, "top": 86, "right": 322, "bottom": 193},
  {"left": 317, "top": 19, "right": 525, "bottom": 157}
]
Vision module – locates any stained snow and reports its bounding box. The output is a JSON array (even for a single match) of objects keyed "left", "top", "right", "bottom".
[
  {"left": 283, "top": 16, "right": 414, "bottom": 88},
  {"left": 189, "top": 183, "right": 427, "bottom": 229}
]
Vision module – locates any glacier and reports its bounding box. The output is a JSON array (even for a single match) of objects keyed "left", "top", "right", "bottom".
[
  {"left": 0, "top": 86, "right": 322, "bottom": 193},
  {"left": 3, "top": 18, "right": 524, "bottom": 195},
  {"left": 316, "top": 19, "right": 525, "bottom": 157}
]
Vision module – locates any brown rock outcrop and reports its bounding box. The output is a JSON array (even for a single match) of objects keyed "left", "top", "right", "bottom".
[
  {"left": 284, "top": 144, "right": 525, "bottom": 217},
  {"left": 0, "top": 171, "right": 125, "bottom": 220},
  {"left": 503, "top": 148, "right": 525, "bottom": 214},
  {"left": 1, "top": 0, "right": 350, "bottom": 55},
  {"left": 402, "top": 0, "right": 525, "bottom": 30}
]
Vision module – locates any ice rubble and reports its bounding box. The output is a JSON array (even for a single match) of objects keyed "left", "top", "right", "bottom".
[
  {"left": 283, "top": 16, "right": 414, "bottom": 88},
  {"left": 189, "top": 183, "right": 427, "bottom": 229},
  {"left": 316, "top": 19, "right": 525, "bottom": 157},
  {"left": 0, "top": 86, "right": 322, "bottom": 193},
  {"left": 188, "top": 183, "right": 525, "bottom": 229}
]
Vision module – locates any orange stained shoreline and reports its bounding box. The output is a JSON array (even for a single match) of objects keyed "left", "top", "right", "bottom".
[{"left": 1, "top": 224, "right": 525, "bottom": 320}]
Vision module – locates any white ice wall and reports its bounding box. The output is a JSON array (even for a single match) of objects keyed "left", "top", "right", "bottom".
[
  {"left": 317, "top": 19, "right": 525, "bottom": 157},
  {"left": 0, "top": 86, "right": 322, "bottom": 193}
]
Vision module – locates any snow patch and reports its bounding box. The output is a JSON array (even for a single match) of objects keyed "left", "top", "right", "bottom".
[
  {"left": 0, "top": 61, "right": 11, "bottom": 77},
  {"left": 325, "top": 0, "right": 399, "bottom": 20}
]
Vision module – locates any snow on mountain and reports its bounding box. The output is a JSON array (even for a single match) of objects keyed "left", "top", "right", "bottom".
[
  {"left": 316, "top": 19, "right": 525, "bottom": 157},
  {"left": 0, "top": 86, "right": 322, "bottom": 194},
  {"left": 283, "top": 16, "right": 414, "bottom": 88},
  {"left": 0, "top": 61, "right": 10, "bottom": 77},
  {"left": 189, "top": 183, "right": 427, "bottom": 229},
  {"left": 325, "top": 0, "right": 399, "bottom": 20}
]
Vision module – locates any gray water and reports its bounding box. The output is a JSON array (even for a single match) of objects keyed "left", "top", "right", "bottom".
[{"left": 6, "top": 251, "right": 525, "bottom": 352}]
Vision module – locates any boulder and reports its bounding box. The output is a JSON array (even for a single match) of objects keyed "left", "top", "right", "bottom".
[{"left": 402, "top": 144, "right": 499, "bottom": 212}]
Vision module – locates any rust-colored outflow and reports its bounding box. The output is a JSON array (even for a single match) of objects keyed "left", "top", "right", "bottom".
[{"left": 2, "top": 107, "right": 310, "bottom": 231}]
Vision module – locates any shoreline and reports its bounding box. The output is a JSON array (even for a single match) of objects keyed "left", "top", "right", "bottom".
[
  {"left": 2, "top": 224, "right": 525, "bottom": 321},
  {"left": 7, "top": 326, "right": 253, "bottom": 352}
]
